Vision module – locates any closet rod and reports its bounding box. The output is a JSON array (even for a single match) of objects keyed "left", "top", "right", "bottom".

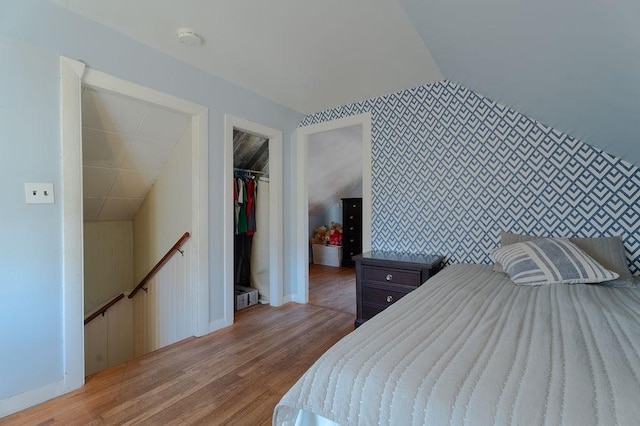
[{"left": 234, "top": 167, "right": 266, "bottom": 175}]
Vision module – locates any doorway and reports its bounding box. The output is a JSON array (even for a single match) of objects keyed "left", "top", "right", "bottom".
[
  {"left": 293, "top": 112, "right": 373, "bottom": 304},
  {"left": 307, "top": 124, "right": 363, "bottom": 314},
  {"left": 60, "top": 57, "right": 209, "bottom": 389},
  {"left": 224, "top": 114, "right": 284, "bottom": 325}
]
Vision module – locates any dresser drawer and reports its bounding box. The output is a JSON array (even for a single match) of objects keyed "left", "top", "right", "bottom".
[
  {"left": 343, "top": 200, "right": 362, "bottom": 211},
  {"left": 344, "top": 224, "right": 360, "bottom": 234},
  {"left": 343, "top": 247, "right": 360, "bottom": 261},
  {"left": 362, "top": 265, "right": 421, "bottom": 287},
  {"left": 362, "top": 285, "right": 407, "bottom": 306},
  {"left": 344, "top": 211, "right": 360, "bottom": 223},
  {"left": 343, "top": 235, "right": 360, "bottom": 247}
]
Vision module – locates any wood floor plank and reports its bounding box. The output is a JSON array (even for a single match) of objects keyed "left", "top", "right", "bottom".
[
  {"left": 308, "top": 264, "right": 356, "bottom": 315},
  {"left": 2, "top": 302, "right": 354, "bottom": 425},
  {"left": 3, "top": 268, "right": 356, "bottom": 425}
]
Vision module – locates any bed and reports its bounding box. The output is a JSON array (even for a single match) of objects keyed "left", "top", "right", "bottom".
[{"left": 273, "top": 263, "right": 640, "bottom": 425}]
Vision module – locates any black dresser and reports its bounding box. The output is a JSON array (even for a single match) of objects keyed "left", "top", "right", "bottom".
[
  {"left": 353, "top": 251, "right": 444, "bottom": 327},
  {"left": 341, "top": 198, "right": 362, "bottom": 266}
]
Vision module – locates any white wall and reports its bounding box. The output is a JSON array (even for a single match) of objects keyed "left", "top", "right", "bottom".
[
  {"left": 83, "top": 221, "right": 133, "bottom": 314},
  {"left": 84, "top": 295, "right": 133, "bottom": 376},
  {"left": 0, "top": 1, "right": 302, "bottom": 415},
  {"left": 132, "top": 124, "right": 193, "bottom": 355},
  {"left": 82, "top": 221, "right": 134, "bottom": 377},
  {"left": 0, "top": 34, "right": 63, "bottom": 407}
]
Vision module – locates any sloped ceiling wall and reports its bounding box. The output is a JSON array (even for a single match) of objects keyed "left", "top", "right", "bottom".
[
  {"left": 400, "top": 0, "right": 640, "bottom": 166},
  {"left": 307, "top": 125, "right": 363, "bottom": 215}
]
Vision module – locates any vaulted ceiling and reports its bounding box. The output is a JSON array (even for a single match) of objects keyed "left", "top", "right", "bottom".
[{"left": 50, "top": 0, "right": 639, "bottom": 166}]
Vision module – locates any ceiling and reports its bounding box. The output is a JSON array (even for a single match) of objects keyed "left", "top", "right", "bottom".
[
  {"left": 399, "top": 0, "right": 640, "bottom": 166},
  {"left": 48, "top": 0, "right": 443, "bottom": 114},
  {"left": 50, "top": 0, "right": 639, "bottom": 167},
  {"left": 82, "top": 87, "right": 191, "bottom": 221},
  {"left": 233, "top": 130, "right": 269, "bottom": 174}
]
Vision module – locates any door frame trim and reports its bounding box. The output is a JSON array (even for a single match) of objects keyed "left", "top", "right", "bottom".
[
  {"left": 60, "top": 56, "right": 210, "bottom": 395},
  {"left": 293, "top": 112, "right": 372, "bottom": 302}
]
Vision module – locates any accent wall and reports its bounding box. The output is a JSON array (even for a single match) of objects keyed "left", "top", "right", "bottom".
[{"left": 300, "top": 81, "right": 640, "bottom": 275}]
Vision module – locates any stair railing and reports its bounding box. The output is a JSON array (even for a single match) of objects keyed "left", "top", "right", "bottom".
[
  {"left": 83, "top": 231, "right": 191, "bottom": 325},
  {"left": 128, "top": 232, "right": 191, "bottom": 298},
  {"left": 84, "top": 292, "right": 125, "bottom": 325}
]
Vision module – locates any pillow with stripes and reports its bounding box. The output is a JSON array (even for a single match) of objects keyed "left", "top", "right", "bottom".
[{"left": 490, "top": 237, "right": 619, "bottom": 286}]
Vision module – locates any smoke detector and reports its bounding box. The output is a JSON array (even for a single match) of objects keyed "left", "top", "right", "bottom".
[{"left": 177, "top": 28, "right": 203, "bottom": 46}]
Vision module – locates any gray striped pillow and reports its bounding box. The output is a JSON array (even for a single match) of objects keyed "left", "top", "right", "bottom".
[{"left": 490, "top": 238, "right": 619, "bottom": 285}]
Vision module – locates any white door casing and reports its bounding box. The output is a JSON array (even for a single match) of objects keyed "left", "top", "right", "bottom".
[
  {"left": 60, "top": 56, "right": 209, "bottom": 395},
  {"left": 293, "top": 112, "right": 372, "bottom": 303}
]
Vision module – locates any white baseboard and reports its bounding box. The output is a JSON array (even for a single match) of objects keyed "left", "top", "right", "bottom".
[
  {"left": 208, "top": 318, "right": 231, "bottom": 333},
  {"left": 0, "top": 380, "right": 65, "bottom": 418},
  {"left": 290, "top": 293, "right": 305, "bottom": 303}
]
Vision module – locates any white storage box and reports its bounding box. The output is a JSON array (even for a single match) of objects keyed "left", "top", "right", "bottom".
[
  {"left": 235, "top": 290, "right": 249, "bottom": 311},
  {"left": 235, "top": 287, "right": 259, "bottom": 311},
  {"left": 312, "top": 244, "right": 343, "bottom": 267},
  {"left": 234, "top": 285, "right": 259, "bottom": 306}
]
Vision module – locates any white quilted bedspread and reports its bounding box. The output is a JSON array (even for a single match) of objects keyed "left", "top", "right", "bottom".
[{"left": 274, "top": 264, "right": 640, "bottom": 426}]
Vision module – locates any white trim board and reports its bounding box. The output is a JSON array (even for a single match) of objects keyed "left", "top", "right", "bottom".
[
  {"left": 293, "top": 112, "right": 372, "bottom": 303},
  {"left": 224, "top": 114, "right": 284, "bottom": 327},
  {"left": 56, "top": 56, "right": 209, "bottom": 414}
]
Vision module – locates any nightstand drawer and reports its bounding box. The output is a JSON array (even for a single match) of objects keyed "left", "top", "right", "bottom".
[
  {"left": 362, "top": 285, "right": 407, "bottom": 307},
  {"left": 362, "top": 266, "right": 421, "bottom": 287},
  {"left": 362, "top": 303, "right": 385, "bottom": 320},
  {"left": 354, "top": 251, "right": 444, "bottom": 327}
]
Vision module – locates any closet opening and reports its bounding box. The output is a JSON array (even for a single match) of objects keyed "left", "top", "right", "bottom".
[
  {"left": 223, "top": 113, "right": 284, "bottom": 326},
  {"left": 233, "top": 130, "right": 271, "bottom": 314}
]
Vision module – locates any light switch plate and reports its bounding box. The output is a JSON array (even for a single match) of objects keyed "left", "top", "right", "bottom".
[{"left": 25, "top": 183, "right": 55, "bottom": 204}]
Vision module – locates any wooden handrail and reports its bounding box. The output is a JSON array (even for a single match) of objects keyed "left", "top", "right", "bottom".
[
  {"left": 128, "top": 232, "right": 191, "bottom": 299},
  {"left": 84, "top": 293, "right": 125, "bottom": 325}
]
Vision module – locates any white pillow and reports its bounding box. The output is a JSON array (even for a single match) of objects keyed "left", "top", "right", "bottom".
[{"left": 491, "top": 237, "right": 619, "bottom": 286}]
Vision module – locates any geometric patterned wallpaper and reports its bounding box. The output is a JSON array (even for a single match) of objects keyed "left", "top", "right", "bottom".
[{"left": 300, "top": 81, "right": 640, "bottom": 275}]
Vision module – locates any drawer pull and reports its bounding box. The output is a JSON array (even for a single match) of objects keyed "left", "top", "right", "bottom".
[
  {"left": 386, "top": 295, "right": 394, "bottom": 303},
  {"left": 349, "top": 215, "right": 354, "bottom": 219},
  {"left": 385, "top": 274, "right": 393, "bottom": 281}
]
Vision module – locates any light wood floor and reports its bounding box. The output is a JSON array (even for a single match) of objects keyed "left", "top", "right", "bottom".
[
  {"left": 308, "top": 263, "right": 356, "bottom": 315},
  {"left": 3, "top": 268, "right": 356, "bottom": 425}
]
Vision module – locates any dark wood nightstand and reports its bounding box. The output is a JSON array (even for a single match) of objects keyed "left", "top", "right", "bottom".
[{"left": 353, "top": 251, "right": 444, "bottom": 327}]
